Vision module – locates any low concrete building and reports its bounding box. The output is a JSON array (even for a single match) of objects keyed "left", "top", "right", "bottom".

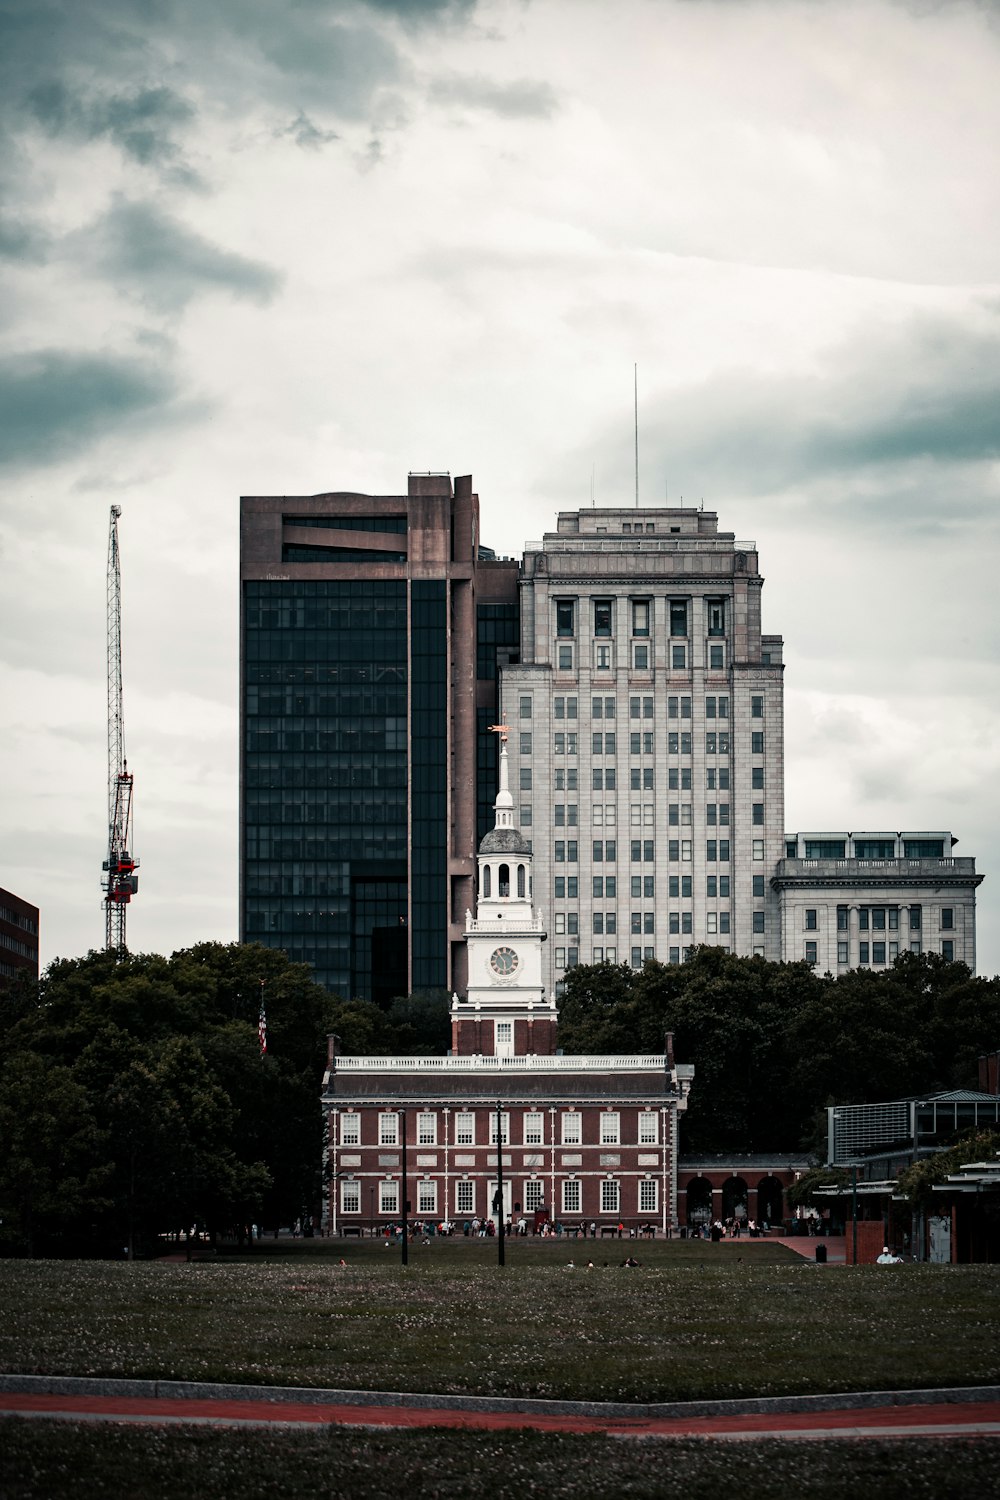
[{"left": 773, "top": 831, "right": 982, "bottom": 972}]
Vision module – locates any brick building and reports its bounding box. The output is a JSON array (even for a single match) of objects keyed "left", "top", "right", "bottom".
[
  {"left": 0, "top": 886, "right": 39, "bottom": 989},
  {"left": 321, "top": 735, "right": 693, "bottom": 1235}
]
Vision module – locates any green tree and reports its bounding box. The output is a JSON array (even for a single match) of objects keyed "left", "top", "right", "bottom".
[{"left": 896, "top": 1130, "right": 1000, "bottom": 1208}]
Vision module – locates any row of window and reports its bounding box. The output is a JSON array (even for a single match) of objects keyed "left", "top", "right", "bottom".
[
  {"left": 341, "top": 1110, "right": 662, "bottom": 1148},
  {"left": 547, "top": 696, "right": 764, "bottom": 721},
  {"left": 556, "top": 838, "right": 769, "bottom": 863},
  {"left": 548, "top": 768, "right": 758, "bottom": 792},
  {"left": 786, "top": 839, "right": 948, "bottom": 861},
  {"left": 342, "top": 1177, "right": 662, "bottom": 1217},
  {"left": 550, "top": 731, "right": 745, "bottom": 756},
  {"left": 556, "top": 874, "right": 750, "bottom": 899},
  {"left": 804, "top": 939, "right": 951, "bottom": 966},
  {"left": 554, "top": 598, "right": 726, "bottom": 640}
]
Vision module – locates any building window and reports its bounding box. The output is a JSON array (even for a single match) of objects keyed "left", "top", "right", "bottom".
[
  {"left": 519, "top": 695, "right": 532, "bottom": 719},
  {"left": 805, "top": 909, "right": 817, "bottom": 931},
  {"left": 601, "top": 1179, "right": 620, "bottom": 1215},
  {"left": 632, "top": 600, "right": 650, "bottom": 637},
  {"left": 456, "top": 1180, "right": 475, "bottom": 1216},
  {"left": 942, "top": 940, "right": 954, "bottom": 961},
  {"left": 562, "top": 1112, "right": 582, "bottom": 1145},
  {"left": 751, "top": 695, "right": 763, "bottom": 717},
  {"left": 455, "top": 1112, "right": 475, "bottom": 1145},
  {"left": 524, "top": 1112, "right": 544, "bottom": 1145},
  {"left": 751, "top": 731, "right": 764, "bottom": 754},
  {"left": 417, "top": 1112, "right": 436, "bottom": 1146},
  {"left": 633, "top": 644, "right": 649, "bottom": 670},
  {"left": 525, "top": 1180, "right": 545, "bottom": 1211},
  {"left": 910, "top": 906, "right": 922, "bottom": 930},
  {"left": 859, "top": 942, "right": 870, "bottom": 964},
  {"left": 873, "top": 942, "right": 886, "bottom": 965},
  {"left": 556, "top": 600, "right": 575, "bottom": 637},
  {"left": 941, "top": 908, "right": 954, "bottom": 930},
  {"left": 341, "top": 1179, "right": 361, "bottom": 1214},
  {"left": 720, "top": 912, "right": 730, "bottom": 934},
  {"left": 380, "top": 1180, "right": 399, "bottom": 1215},
  {"left": 491, "top": 1112, "right": 510, "bottom": 1144},
  {"left": 753, "top": 912, "right": 765, "bottom": 933},
  {"left": 596, "top": 644, "right": 612, "bottom": 670},
  {"left": 495, "top": 1023, "right": 513, "bottom": 1057},
  {"left": 562, "top": 1179, "right": 581, "bottom": 1214},
  {"left": 379, "top": 1114, "right": 399, "bottom": 1146},
  {"left": 418, "top": 1180, "right": 438, "bottom": 1215},
  {"left": 707, "top": 599, "right": 725, "bottom": 636},
  {"left": 837, "top": 906, "right": 849, "bottom": 930},
  {"left": 670, "top": 600, "right": 687, "bottom": 636},
  {"left": 837, "top": 940, "right": 849, "bottom": 964},
  {"left": 340, "top": 1112, "right": 361, "bottom": 1146},
  {"left": 671, "top": 645, "right": 685, "bottom": 669},
  {"left": 709, "top": 644, "right": 724, "bottom": 669},
  {"left": 558, "top": 645, "right": 573, "bottom": 670},
  {"left": 752, "top": 803, "right": 764, "bottom": 825},
  {"left": 805, "top": 941, "right": 817, "bottom": 964},
  {"left": 638, "top": 1112, "right": 658, "bottom": 1145},
  {"left": 639, "top": 1179, "right": 658, "bottom": 1215},
  {"left": 594, "top": 599, "right": 613, "bottom": 637},
  {"left": 600, "top": 1113, "right": 621, "bottom": 1145}
]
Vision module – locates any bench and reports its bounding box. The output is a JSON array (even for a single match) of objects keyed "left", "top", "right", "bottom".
[
  {"left": 564, "top": 1225, "right": 584, "bottom": 1238},
  {"left": 340, "top": 1225, "right": 363, "bottom": 1238},
  {"left": 600, "top": 1226, "right": 623, "bottom": 1238}
]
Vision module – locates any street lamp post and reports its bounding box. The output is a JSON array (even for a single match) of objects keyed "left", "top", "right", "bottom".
[
  {"left": 400, "top": 1106, "right": 409, "bottom": 1267},
  {"left": 494, "top": 1099, "right": 506, "bottom": 1268}
]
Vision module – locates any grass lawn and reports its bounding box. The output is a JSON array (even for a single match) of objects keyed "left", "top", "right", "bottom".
[
  {"left": 2, "top": 1422, "right": 999, "bottom": 1500},
  {"left": 1, "top": 1237, "right": 997, "bottom": 1404}
]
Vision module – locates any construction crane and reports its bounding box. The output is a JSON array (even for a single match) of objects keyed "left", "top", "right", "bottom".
[{"left": 102, "top": 504, "right": 139, "bottom": 957}]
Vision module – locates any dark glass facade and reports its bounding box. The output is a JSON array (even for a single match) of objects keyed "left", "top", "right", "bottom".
[
  {"left": 241, "top": 478, "right": 520, "bottom": 1002},
  {"left": 243, "top": 579, "right": 408, "bottom": 997}
]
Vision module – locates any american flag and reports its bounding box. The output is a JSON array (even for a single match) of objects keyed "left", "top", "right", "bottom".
[{"left": 258, "top": 982, "right": 267, "bottom": 1057}]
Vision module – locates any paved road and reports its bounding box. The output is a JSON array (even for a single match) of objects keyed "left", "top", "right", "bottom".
[{"left": 1, "top": 1381, "right": 997, "bottom": 1441}]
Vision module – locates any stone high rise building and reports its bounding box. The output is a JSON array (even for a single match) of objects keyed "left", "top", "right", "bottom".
[{"left": 501, "top": 506, "right": 785, "bottom": 996}]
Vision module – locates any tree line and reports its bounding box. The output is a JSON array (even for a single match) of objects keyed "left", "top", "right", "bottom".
[{"left": 2, "top": 942, "right": 997, "bottom": 1255}]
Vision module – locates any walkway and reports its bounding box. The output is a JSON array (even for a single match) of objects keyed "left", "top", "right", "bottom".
[{"left": 1, "top": 1376, "right": 997, "bottom": 1441}]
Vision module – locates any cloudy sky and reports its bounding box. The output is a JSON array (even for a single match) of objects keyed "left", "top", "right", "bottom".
[{"left": 2, "top": 0, "right": 999, "bottom": 978}]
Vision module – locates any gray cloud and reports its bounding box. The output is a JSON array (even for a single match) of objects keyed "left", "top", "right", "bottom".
[
  {"left": 430, "top": 73, "right": 559, "bottom": 118},
  {"left": 73, "top": 198, "right": 284, "bottom": 312},
  {"left": 27, "top": 81, "right": 201, "bottom": 186},
  {"left": 0, "top": 213, "right": 49, "bottom": 263},
  {"left": 274, "top": 111, "right": 341, "bottom": 149},
  {"left": 0, "top": 348, "right": 179, "bottom": 467},
  {"left": 617, "top": 314, "right": 1000, "bottom": 517}
]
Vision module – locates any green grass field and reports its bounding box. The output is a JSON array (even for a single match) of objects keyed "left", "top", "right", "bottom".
[
  {"left": 3, "top": 1241, "right": 998, "bottom": 1497},
  {"left": 1, "top": 1237, "right": 997, "bottom": 1403}
]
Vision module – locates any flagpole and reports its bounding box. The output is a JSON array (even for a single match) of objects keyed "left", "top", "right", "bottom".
[{"left": 258, "top": 980, "right": 267, "bottom": 1059}]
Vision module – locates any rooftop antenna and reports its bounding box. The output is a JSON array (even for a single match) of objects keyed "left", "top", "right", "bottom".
[{"left": 633, "top": 364, "right": 639, "bottom": 508}]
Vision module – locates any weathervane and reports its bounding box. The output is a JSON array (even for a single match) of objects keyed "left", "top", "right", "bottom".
[{"left": 488, "top": 721, "right": 510, "bottom": 746}]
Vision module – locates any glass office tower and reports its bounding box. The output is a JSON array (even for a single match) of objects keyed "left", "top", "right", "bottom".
[{"left": 240, "top": 474, "right": 518, "bottom": 1002}]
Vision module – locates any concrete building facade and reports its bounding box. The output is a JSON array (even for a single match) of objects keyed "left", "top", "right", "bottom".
[
  {"left": 774, "top": 830, "right": 982, "bottom": 972},
  {"left": 500, "top": 507, "right": 785, "bottom": 996}
]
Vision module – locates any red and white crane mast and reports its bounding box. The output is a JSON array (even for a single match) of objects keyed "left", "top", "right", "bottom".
[{"left": 102, "top": 504, "right": 139, "bottom": 956}]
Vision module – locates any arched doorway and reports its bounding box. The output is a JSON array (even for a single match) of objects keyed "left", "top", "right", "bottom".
[
  {"left": 722, "top": 1176, "right": 748, "bottom": 1222},
  {"left": 686, "top": 1177, "right": 713, "bottom": 1227},
  {"left": 756, "top": 1175, "right": 784, "bottom": 1228}
]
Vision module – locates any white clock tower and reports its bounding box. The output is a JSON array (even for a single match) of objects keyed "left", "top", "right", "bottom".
[{"left": 451, "top": 725, "right": 554, "bottom": 1056}]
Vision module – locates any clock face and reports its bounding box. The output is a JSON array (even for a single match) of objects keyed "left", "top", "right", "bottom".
[{"left": 490, "top": 945, "right": 519, "bottom": 977}]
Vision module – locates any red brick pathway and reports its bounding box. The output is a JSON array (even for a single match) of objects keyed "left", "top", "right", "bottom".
[{"left": 2, "top": 1390, "right": 997, "bottom": 1440}]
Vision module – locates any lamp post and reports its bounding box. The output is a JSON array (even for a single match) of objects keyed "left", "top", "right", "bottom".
[
  {"left": 400, "top": 1107, "right": 409, "bottom": 1267},
  {"left": 369, "top": 1185, "right": 375, "bottom": 1237},
  {"left": 494, "top": 1099, "right": 506, "bottom": 1268}
]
